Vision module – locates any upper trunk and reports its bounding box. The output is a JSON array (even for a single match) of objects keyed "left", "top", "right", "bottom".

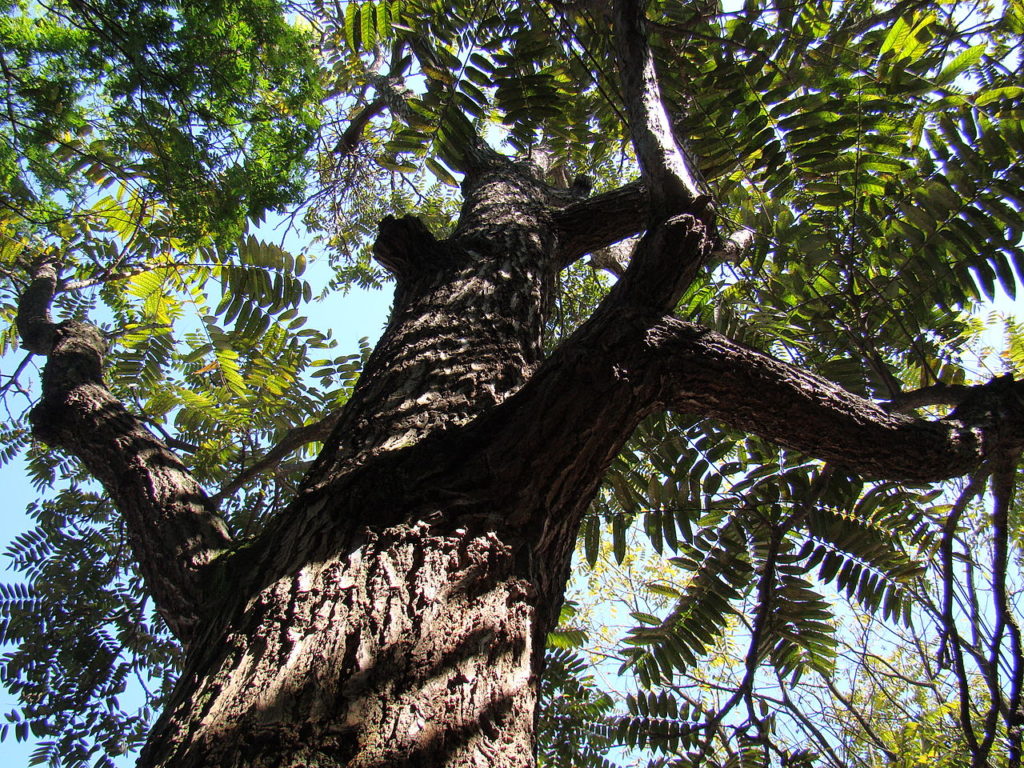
[
  {"left": 136, "top": 155, "right": 646, "bottom": 768},
  {"left": 303, "top": 159, "right": 560, "bottom": 490}
]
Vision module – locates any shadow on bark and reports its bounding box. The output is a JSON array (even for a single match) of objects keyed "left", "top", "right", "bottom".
[{"left": 143, "top": 516, "right": 540, "bottom": 767}]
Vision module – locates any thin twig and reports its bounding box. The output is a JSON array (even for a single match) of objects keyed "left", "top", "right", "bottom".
[
  {"left": 0, "top": 352, "right": 34, "bottom": 396},
  {"left": 211, "top": 412, "right": 341, "bottom": 506}
]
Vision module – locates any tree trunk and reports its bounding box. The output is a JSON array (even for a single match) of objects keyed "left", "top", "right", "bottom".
[
  {"left": 140, "top": 518, "right": 544, "bottom": 767},
  {"left": 135, "top": 155, "right": 644, "bottom": 767}
]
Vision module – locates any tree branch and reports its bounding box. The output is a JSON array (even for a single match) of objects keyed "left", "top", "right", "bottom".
[
  {"left": 149, "top": 419, "right": 201, "bottom": 454},
  {"left": 17, "top": 257, "right": 231, "bottom": 644},
  {"left": 332, "top": 96, "right": 387, "bottom": 157},
  {"left": 330, "top": 42, "right": 417, "bottom": 159},
  {"left": 553, "top": 182, "right": 752, "bottom": 271},
  {"left": 16, "top": 253, "right": 60, "bottom": 354},
  {"left": 211, "top": 412, "right": 341, "bottom": 507},
  {"left": 613, "top": 0, "right": 706, "bottom": 218},
  {"left": 935, "top": 474, "right": 986, "bottom": 758},
  {"left": 59, "top": 265, "right": 154, "bottom": 292},
  {"left": 553, "top": 180, "right": 648, "bottom": 267},
  {"left": 607, "top": 211, "right": 715, "bottom": 313},
  {"left": 0, "top": 350, "right": 33, "bottom": 396},
  {"left": 776, "top": 675, "right": 849, "bottom": 768},
  {"left": 647, "top": 318, "right": 1021, "bottom": 482},
  {"left": 823, "top": 675, "right": 898, "bottom": 763},
  {"left": 884, "top": 382, "right": 975, "bottom": 413},
  {"left": 372, "top": 214, "right": 440, "bottom": 278},
  {"left": 605, "top": 0, "right": 716, "bottom": 311},
  {"left": 990, "top": 449, "right": 1024, "bottom": 765}
]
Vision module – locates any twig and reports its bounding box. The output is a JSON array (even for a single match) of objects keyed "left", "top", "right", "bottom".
[
  {"left": 0, "top": 352, "right": 34, "bottom": 396},
  {"left": 211, "top": 412, "right": 341, "bottom": 506},
  {"left": 936, "top": 472, "right": 987, "bottom": 757},
  {"left": 990, "top": 451, "right": 1023, "bottom": 767}
]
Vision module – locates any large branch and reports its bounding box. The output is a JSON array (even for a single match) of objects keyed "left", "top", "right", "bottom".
[
  {"left": 446, "top": 311, "right": 1014, "bottom": 613},
  {"left": 332, "top": 96, "right": 387, "bottom": 156},
  {"left": 613, "top": 0, "right": 706, "bottom": 217},
  {"left": 648, "top": 318, "right": 1022, "bottom": 482},
  {"left": 553, "top": 181, "right": 648, "bottom": 267},
  {"left": 17, "top": 256, "right": 231, "bottom": 644},
  {"left": 553, "top": 181, "right": 754, "bottom": 271}
]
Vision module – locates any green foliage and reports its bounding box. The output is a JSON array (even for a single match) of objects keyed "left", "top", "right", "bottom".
[
  {"left": 539, "top": 648, "right": 623, "bottom": 767},
  {"left": 0, "top": 0, "right": 337, "bottom": 739},
  {"left": 0, "top": 488, "right": 178, "bottom": 767},
  {"left": 314, "top": 0, "right": 1023, "bottom": 354},
  {"left": 0, "top": 0, "right": 321, "bottom": 243},
  {"left": 832, "top": 645, "right": 978, "bottom": 768},
  {"left": 0, "top": 153, "right": 356, "bottom": 768},
  {"left": 532, "top": 8, "right": 1024, "bottom": 759}
]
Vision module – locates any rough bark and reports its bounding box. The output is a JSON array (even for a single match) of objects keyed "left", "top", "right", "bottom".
[
  {"left": 131, "top": 162, "right": 1022, "bottom": 766},
  {"left": 645, "top": 318, "right": 1018, "bottom": 481},
  {"left": 25, "top": 163, "right": 1024, "bottom": 768},
  {"left": 613, "top": 0, "right": 707, "bottom": 215},
  {"left": 136, "top": 153, "right": 645, "bottom": 767},
  {"left": 18, "top": 256, "right": 231, "bottom": 644},
  {"left": 141, "top": 518, "right": 541, "bottom": 767}
]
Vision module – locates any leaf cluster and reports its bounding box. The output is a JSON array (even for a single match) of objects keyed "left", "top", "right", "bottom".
[{"left": 0, "top": 0, "right": 322, "bottom": 243}]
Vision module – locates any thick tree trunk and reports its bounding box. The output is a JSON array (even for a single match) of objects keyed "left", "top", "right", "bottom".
[
  {"left": 141, "top": 519, "right": 543, "bottom": 767},
  {"left": 136, "top": 155, "right": 635, "bottom": 767}
]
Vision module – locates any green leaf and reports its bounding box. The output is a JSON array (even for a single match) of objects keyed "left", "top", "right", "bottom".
[
  {"left": 935, "top": 44, "right": 985, "bottom": 86},
  {"left": 345, "top": 2, "right": 360, "bottom": 52},
  {"left": 880, "top": 17, "right": 912, "bottom": 56},
  {"left": 975, "top": 86, "right": 1024, "bottom": 106},
  {"left": 612, "top": 514, "right": 627, "bottom": 564},
  {"left": 424, "top": 156, "right": 458, "bottom": 187},
  {"left": 361, "top": 3, "right": 377, "bottom": 50}
]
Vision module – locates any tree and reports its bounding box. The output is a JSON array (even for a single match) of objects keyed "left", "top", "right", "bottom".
[{"left": 1, "top": 0, "right": 1023, "bottom": 765}]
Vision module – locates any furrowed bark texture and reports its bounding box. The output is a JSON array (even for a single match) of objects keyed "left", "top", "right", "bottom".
[
  {"left": 302, "top": 159, "right": 559, "bottom": 489},
  {"left": 31, "top": 326, "right": 232, "bottom": 641},
  {"left": 614, "top": 0, "right": 706, "bottom": 213},
  {"left": 647, "top": 319, "right": 1002, "bottom": 482},
  {"left": 25, "top": 160, "right": 1021, "bottom": 767},
  {"left": 136, "top": 155, "right": 659, "bottom": 768},
  {"left": 142, "top": 519, "right": 540, "bottom": 767}
]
